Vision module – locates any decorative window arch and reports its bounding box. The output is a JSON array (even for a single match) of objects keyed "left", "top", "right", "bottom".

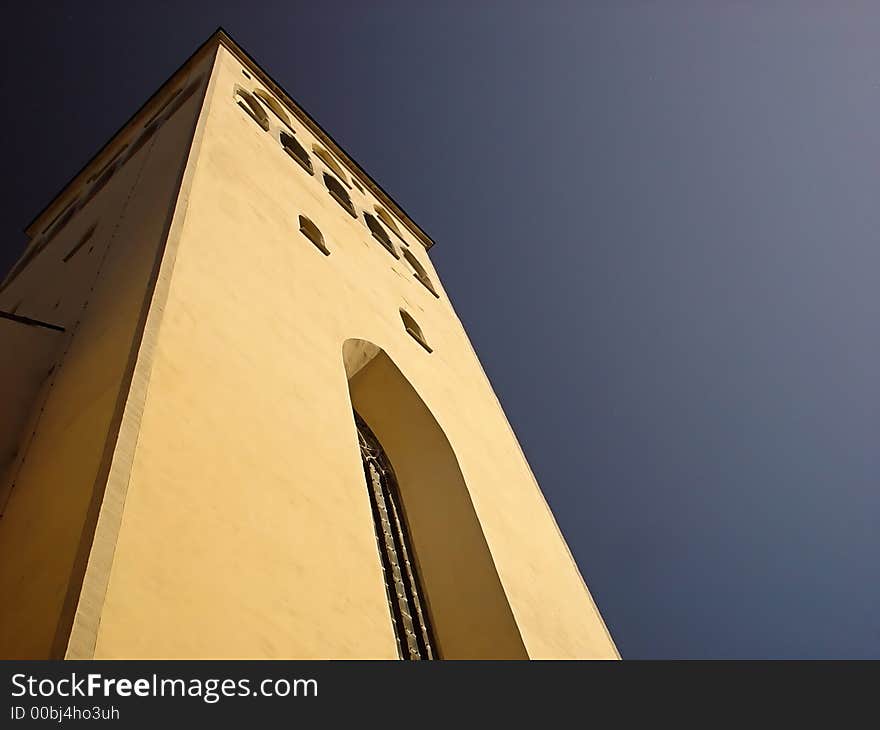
[
  {"left": 363, "top": 213, "right": 398, "bottom": 258},
  {"left": 254, "top": 89, "right": 292, "bottom": 128},
  {"left": 234, "top": 87, "right": 269, "bottom": 131},
  {"left": 313, "top": 145, "right": 350, "bottom": 186},
  {"left": 375, "top": 205, "right": 404, "bottom": 241},
  {"left": 280, "top": 131, "right": 313, "bottom": 174},
  {"left": 402, "top": 249, "right": 439, "bottom": 298},
  {"left": 400, "top": 310, "right": 431, "bottom": 352},
  {"left": 298, "top": 215, "right": 329, "bottom": 255},
  {"left": 342, "top": 339, "right": 528, "bottom": 658},
  {"left": 323, "top": 173, "right": 356, "bottom": 218}
]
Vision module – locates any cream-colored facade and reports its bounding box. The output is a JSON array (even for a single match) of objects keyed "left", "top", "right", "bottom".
[{"left": 0, "top": 31, "right": 617, "bottom": 659}]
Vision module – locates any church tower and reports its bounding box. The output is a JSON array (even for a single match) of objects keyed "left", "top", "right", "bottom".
[{"left": 0, "top": 30, "right": 617, "bottom": 659}]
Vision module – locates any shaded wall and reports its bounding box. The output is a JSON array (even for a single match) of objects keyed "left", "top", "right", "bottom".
[{"left": 0, "top": 60, "right": 208, "bottom": 658}]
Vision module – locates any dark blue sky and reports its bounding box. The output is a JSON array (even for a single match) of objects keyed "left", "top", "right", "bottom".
[{"left": 2, "top": 2, "right": 878, "bottom": 658}]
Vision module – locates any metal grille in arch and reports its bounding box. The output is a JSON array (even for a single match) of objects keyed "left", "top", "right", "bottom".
[{"left": 355, "top": 412, "right": 436, "bottom": 660}]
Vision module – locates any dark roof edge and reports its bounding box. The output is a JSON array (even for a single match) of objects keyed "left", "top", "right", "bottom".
[{"left": 25, "top": 27, "right": 435, "bottom": 251}]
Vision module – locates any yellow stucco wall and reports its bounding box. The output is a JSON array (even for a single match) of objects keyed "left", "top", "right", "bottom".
[
  {"left": 85, "top": 43, "right": 616, "bottom": 659},
  {"left": 1, "top": 35, "right": 616, "bottom": 659}
]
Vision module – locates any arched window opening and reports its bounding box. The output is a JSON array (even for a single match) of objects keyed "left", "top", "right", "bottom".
[
  {"left": 355, "top": 411, "right": 437, "bottom": 660},
  {"left": 375, "top": 205, "right": 405, "bottom": 243},
  {"left": 234, "top": 88, "right": 269, "bottom": 131},
  {"left": 280, "top": 131, "right": 313, "bottom": 174},
  {"left": 402, "top": 249, "right": 439, "bottom": 298},
  {"left": 400, "top": 310, "right": 431, "bottom": 352},
  {"left": 298, "top": 215, "right": 329, "bottom": 255},
  {"left": 363, "top": 213, "right": 398, "bottom": 258},
  {"left": 254, "top": 89, "right": 292, "bottom": 128},
  {"left": 343, "top": 340, "right": 528, "bottom": 659},
  {"left": 313, "top": 145, "right": 350, "bottom": 186},
  {"left": 323, "top": 173, "right": 356, "bottom": 218}
]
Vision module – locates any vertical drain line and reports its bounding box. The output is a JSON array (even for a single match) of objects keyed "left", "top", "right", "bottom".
[
  {"left": 355, "top": 412, "right": 436, "bottom": 660},
  {"left": 0, "top": 132, "right": 160, "bottom": 519}
]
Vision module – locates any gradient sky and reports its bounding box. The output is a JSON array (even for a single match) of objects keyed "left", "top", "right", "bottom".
[{"left": 2, "top": 2, "right": 878, "bottom": 658}]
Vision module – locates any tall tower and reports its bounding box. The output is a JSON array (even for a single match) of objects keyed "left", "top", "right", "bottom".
[{"left": 0, "top": 30, "right": 617, "bottom": 659}]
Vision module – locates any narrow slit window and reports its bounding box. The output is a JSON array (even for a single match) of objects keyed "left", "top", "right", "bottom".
[
  {"left": 132, "top": 80, "right": 206, "bottom": 159},
  {"left": 364, "top": 213, "right": 398, "bottom": 258},
  {"left": 62, "top": 225, "right": 97, "bottom": 263},
  {"left": 143, "top": 88, "right": 181, "bottom": 129},
  {"left": 128, "top": 75, "right": 195, "bottom": 158},
  {"left": 79, "top": 152, "right": 126, "bottom": 213},
  {"left": 41, "top": 199, "right": 77, "bottom": 234},
  {"left": 87, "top": 144, "right": 128, "bottom": 184},
  {"left": 43, "top": 200, "right": 81, "bottom": 244},
  {"left": 125, "top": 120, "right": 160, "bottom": 161},
  {"left": 280, "top": 131, "right": 313, "bottom": 174},
  {"left": 323, "top": 173, "right": 356, "bottom": 218},
  {"left": 298, "top": 215, "right": 329, "bottom": 255},
  {"left": 402, "top": 249, "right": 439, "bottom": 298},
  {"left": 234, "top": 88, "right": 269, "bottom": 131},
  {"left": 400, "top": 310, "right": 431, "bottom": 352},
  {"left": 145, "top": 76, "right": 203, "bottom": 130}
]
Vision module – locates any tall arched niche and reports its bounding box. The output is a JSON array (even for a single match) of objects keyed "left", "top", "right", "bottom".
[{"left": 342, "top": 338, "right": 528, "bottom": 659}]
